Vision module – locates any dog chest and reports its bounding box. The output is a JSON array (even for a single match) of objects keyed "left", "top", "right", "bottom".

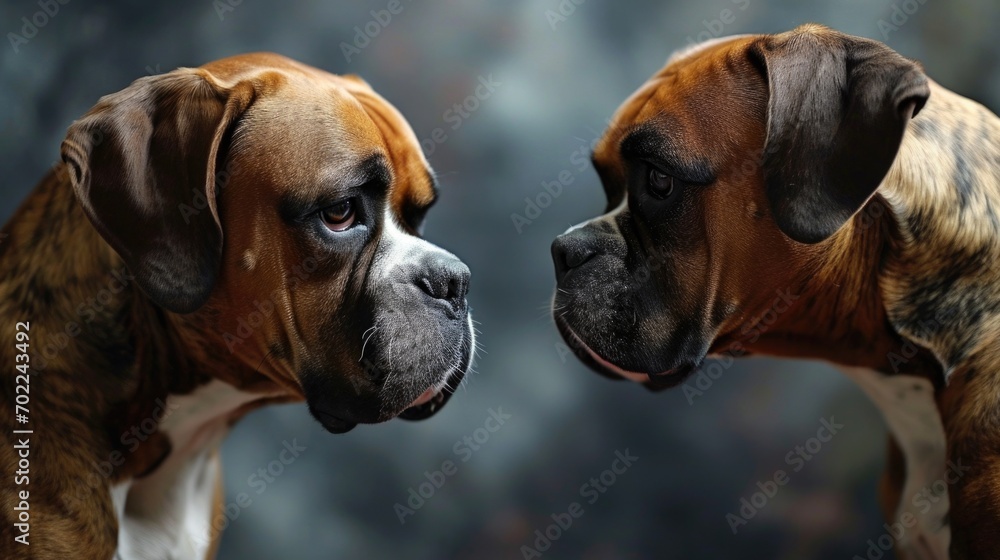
[{"left": 112, "top": 380, "right": 266, "bottom": 559}]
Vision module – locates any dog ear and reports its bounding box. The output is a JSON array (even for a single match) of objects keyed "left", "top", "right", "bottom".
[
  {"left": 749, "top": 26, "right": 930, "bottom": 244},
  {"left": 61, "top": 68, "right": 255, "bottom": 313}
]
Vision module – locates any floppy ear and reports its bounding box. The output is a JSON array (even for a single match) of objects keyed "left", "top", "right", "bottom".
[
  {"left": 61, "top": 68, "right": 255, "bottom": 313},
  {"left": 750, "top": 27, "right": 930, "bottom": 244}
]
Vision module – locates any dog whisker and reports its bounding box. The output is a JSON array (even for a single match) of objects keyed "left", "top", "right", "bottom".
[
  {"left": 359, "top": 325, "right": 379, "bottom": 362},
  {"left": 253, "top": 347, "right": 277, "bottom": 377}
]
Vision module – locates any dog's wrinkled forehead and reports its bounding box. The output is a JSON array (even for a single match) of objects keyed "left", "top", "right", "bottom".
[
  {"left": 203, "top": 53, "right": 435, "bottom": 221},
  {"left": 590, "top": 34, "right": 761, "bottom": 208},
  {"left": 595, "top": 34, "right": 758, "bottom": 153},
  {"left": 348, "top": 86, "right": 437, "bottom": 218}
]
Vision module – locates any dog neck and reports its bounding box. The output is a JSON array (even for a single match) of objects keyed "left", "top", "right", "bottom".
[
  {"left": 737, "top": 81, "right": 1000, "bottom": 383},
  {"left": 772, "top": 81, "right": 999, "bottom": 382},
  {"left": 0, "top": 166, "right": 286, "bottom": 481},
  {"left": 733, "top": 195, "right": 942, "bottom": 379}
]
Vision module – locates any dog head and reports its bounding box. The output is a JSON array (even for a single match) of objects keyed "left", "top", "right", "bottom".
[
  {"left": 61, "top": 53, "right": 474, "bottom": 433},
  {"left": 551, "top": 25, "right": 929, "bottom": 388}
]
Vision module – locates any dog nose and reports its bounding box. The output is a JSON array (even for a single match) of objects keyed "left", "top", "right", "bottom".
[
  {"left": 551, "top": 232, "right": 597, "bottom": 283},
  {"left": 416, "top": 253, "right": 470, "bottom": 307}
]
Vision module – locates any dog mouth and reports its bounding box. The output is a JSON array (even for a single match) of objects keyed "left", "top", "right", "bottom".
[
  {"left": 310, "top": 369, "right": 465, "bottom": 434},
  {"left": 397, "top": 368, "right": 465, "bottom": 421},
  {"left": 312, "top": 369, "right": 464, "bottom": 434},
  {"left": 313, "top": 317, "right": 474, "bottom": 434},
  {"left": 554, "top": 315, "right": 696, "bottom": 392},
  {"left": 399, "top": 317, "right": 474, "bottom": 421}
]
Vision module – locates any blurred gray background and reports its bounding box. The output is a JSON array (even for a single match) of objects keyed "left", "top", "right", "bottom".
[{"left": 2, "top": 1, "right": 998, "bottom": 559}]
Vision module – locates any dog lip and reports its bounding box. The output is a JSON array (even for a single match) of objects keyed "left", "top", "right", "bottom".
[
  {"left": 399, "top": 317, "right": 473, "bottom": 421},
  {"left": 408, "top": 387, "right": 438, "bottom": 408},
  {"left": 315, "top": 411, "right": 358, "bottom": 434},
  {"left": 558, "top": 319, "right": 677, "bottom": 380},
  {"left": 397, "top": 364, "right": 467, "bottom": 422},
  {"left": 584, "top": 347, "right": 657, "bottom": 381},
  {"left": 309, "top": 381, "right": 452, "bottom": 432}
]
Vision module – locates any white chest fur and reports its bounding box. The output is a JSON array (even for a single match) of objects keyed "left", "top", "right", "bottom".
[
  {"left": 112, "top": 380, "right": 265, "bottom": 560},
  {"left": 837, "top": 366, "right": 950, "bottom": 559}
]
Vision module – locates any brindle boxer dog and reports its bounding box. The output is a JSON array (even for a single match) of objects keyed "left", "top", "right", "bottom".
[
  {"left": 552, "top": 24, "right": 1000, "bottom": 559},
  {"left": 0, "top": 53, "right": 474, "bottom": 559}
]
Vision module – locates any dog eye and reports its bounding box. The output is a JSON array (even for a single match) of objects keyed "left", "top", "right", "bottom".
[
  {"left": 647, "top": 168, "right": 674, "bottom": 199},
  {"left": 320, "top": 199, "right": 356, "bottom": 232}
]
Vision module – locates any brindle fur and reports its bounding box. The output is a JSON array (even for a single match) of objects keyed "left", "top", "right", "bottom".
[
  {"left": 580, "top": 25, "right": 1000, "bottom": 558},
  {"left": 0, "top": 54, "right": 438, "bottom": 559}
]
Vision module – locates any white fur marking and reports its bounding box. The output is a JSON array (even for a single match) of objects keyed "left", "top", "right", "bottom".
[
  {"left": 113, "top": 380, "right": 266, "bottom": 559},
  {"left": 837, "top": 366, "right": 950, "bottom": 559},
  {"left": 373, "top": 208, "right": 474, "bottom": 398},
  {"left": 372, "top": 209, "right": 458, "bottom": 282}
]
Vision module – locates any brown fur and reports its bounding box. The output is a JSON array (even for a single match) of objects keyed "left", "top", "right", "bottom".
[
  {"left": 0, "top": 53, "right": 434, "bottom": 559},
  {"left": 592, "top": 26, "right": 1000, "bottom": 557}
]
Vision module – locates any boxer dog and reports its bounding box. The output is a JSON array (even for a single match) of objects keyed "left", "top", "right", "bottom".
[
  {"left": 552, "top": 24, "right": 1000, "bottom": 559},
  {"left": 0, "top": 53, "right": 474, "bottom": 559}
]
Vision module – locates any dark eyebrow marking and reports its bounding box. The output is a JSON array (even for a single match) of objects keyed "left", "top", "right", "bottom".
[
  {"left": 619, "top": 126, "right": 715, "bottom": 185},
  {"left": 359, "top": 153, "right": 393, "bottom": 187},
  {"left": 589, "top": 149, "right": 601, "bottom": 170},
  {"left": 588, "top": 149, "right": 612, "bottom": 183},
  {"left": 589, "top": 149, "right": 627, "bottom": 211},
  {"left": 424, "top": 170, "right": 440, "bottom": 207},
  {"left": 279, "top": 153, "right": 391, "bottom": 221},
  {"left": 400, "top": 169, "right": 439, "bottom": 233}
]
